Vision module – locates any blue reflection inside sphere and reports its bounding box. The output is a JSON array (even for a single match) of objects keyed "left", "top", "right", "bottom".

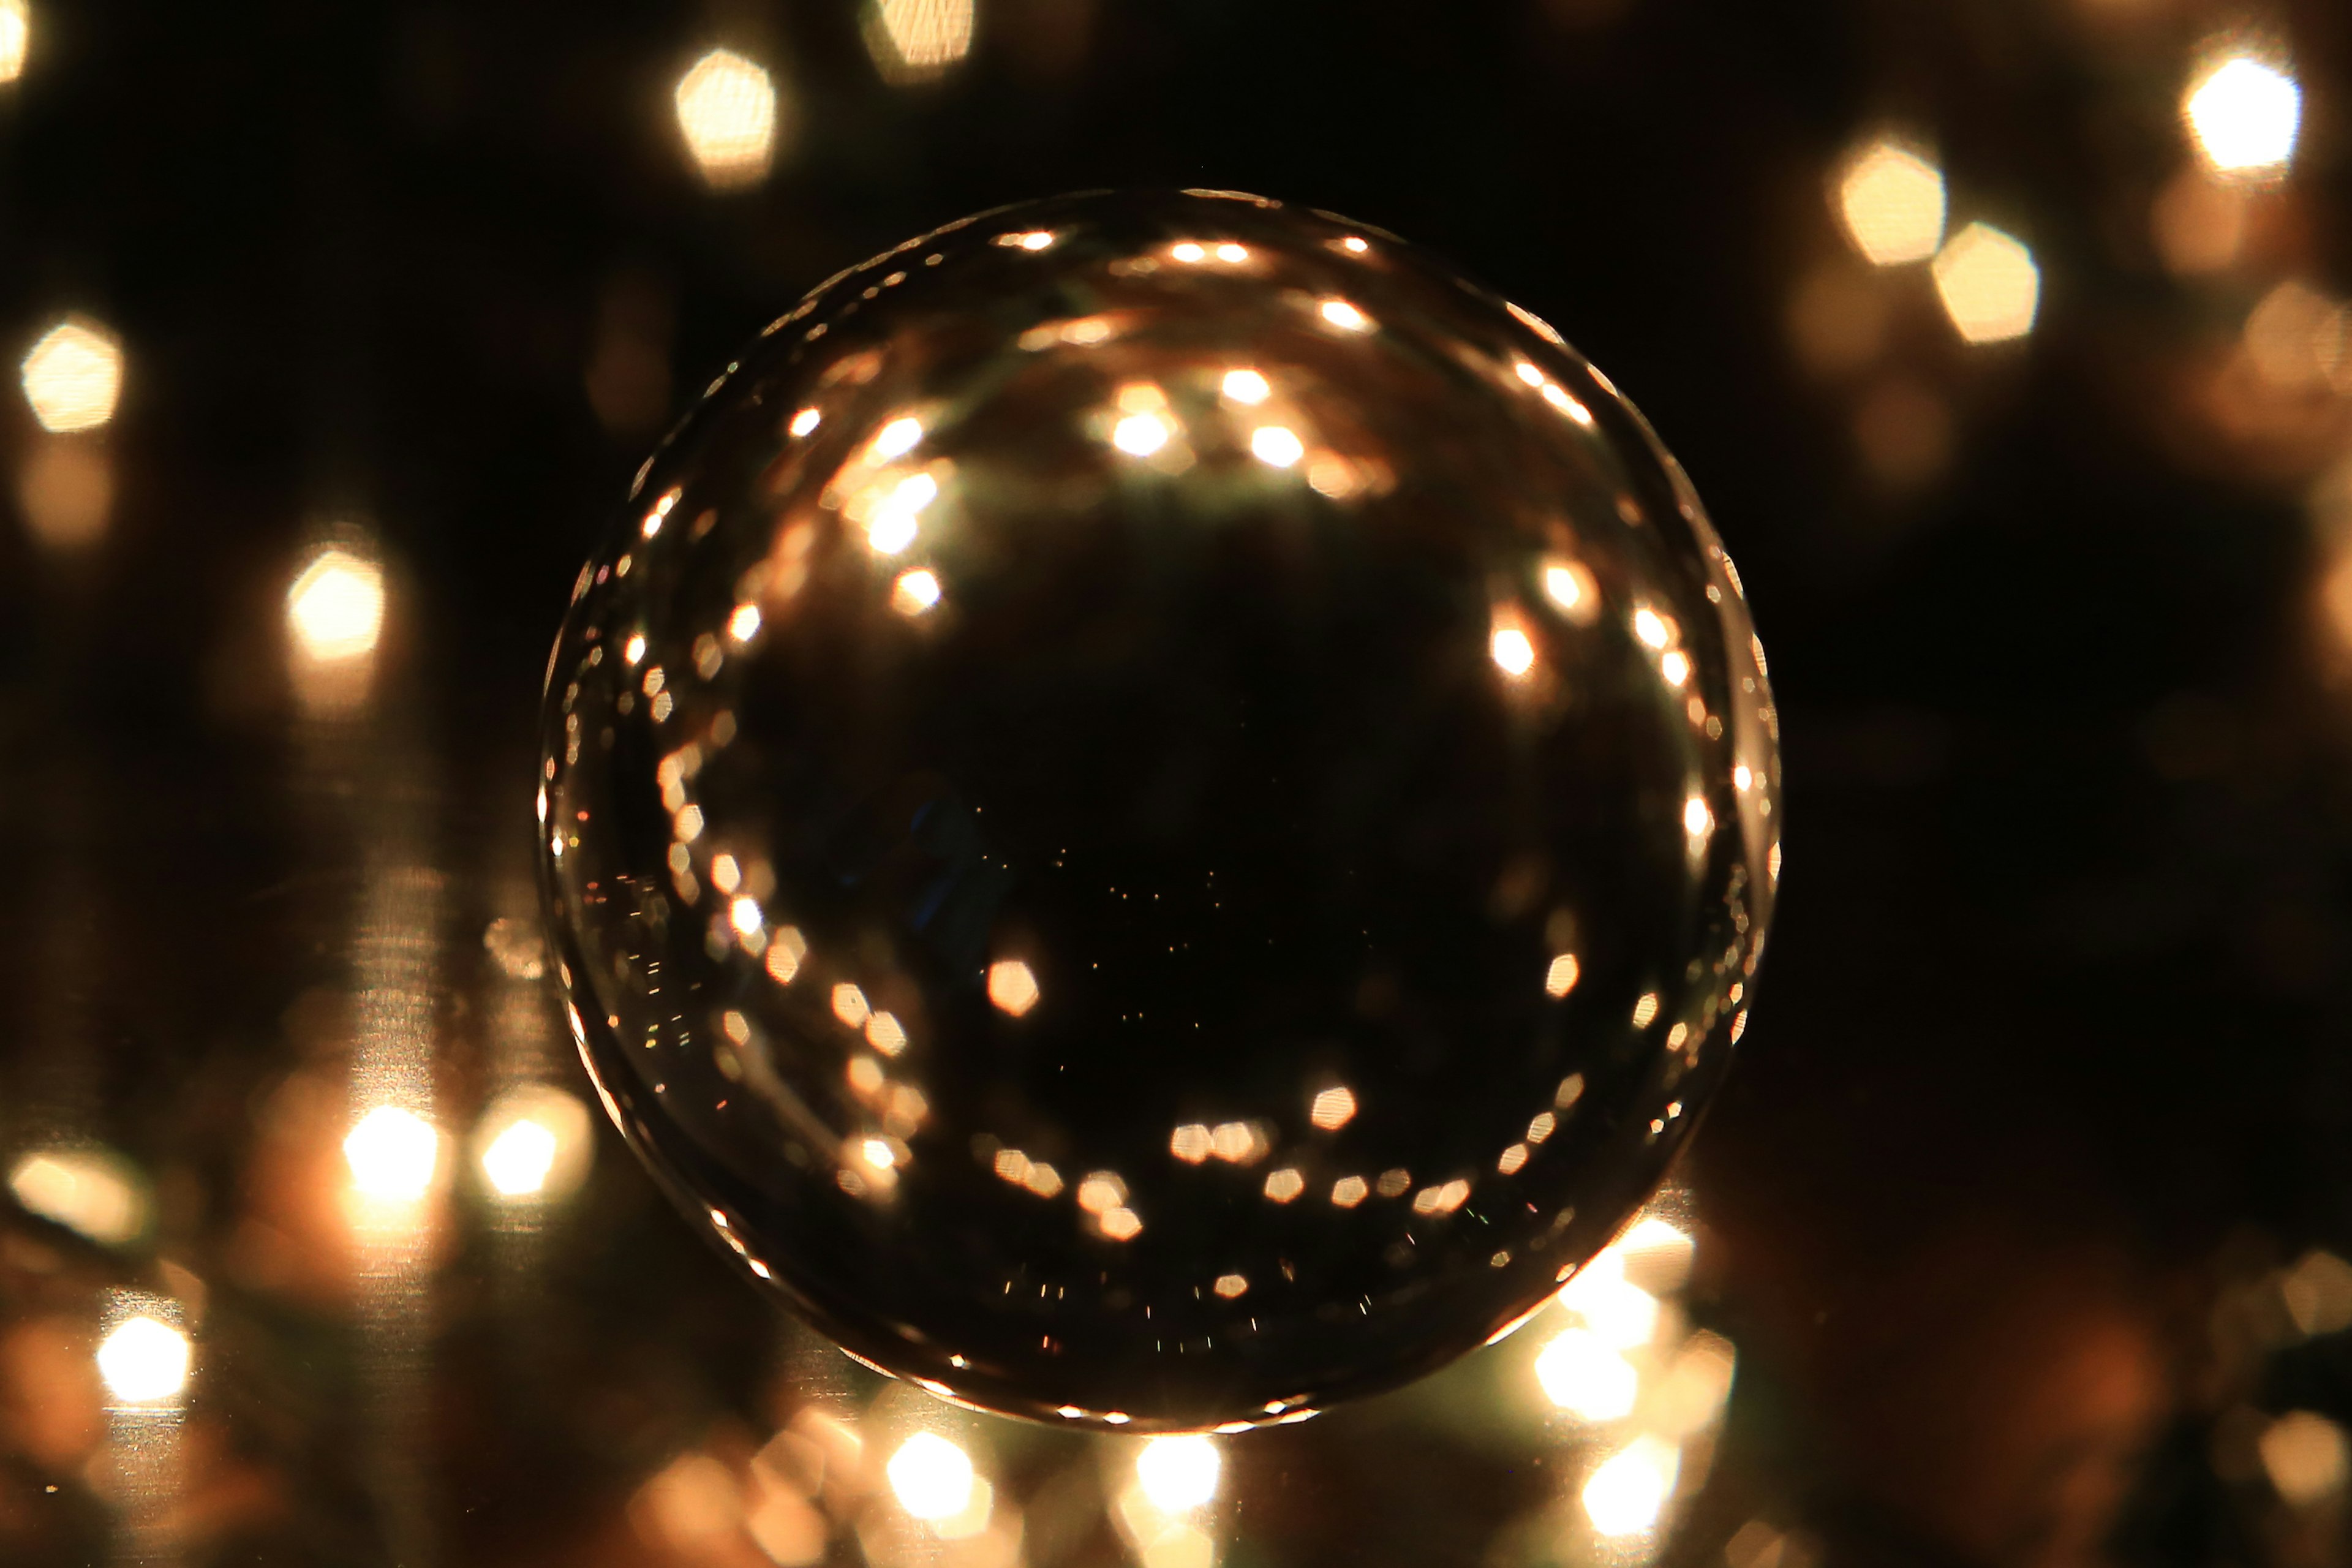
[{"left": 539, "top": 189, "right": 1779, "bottom": 1431}]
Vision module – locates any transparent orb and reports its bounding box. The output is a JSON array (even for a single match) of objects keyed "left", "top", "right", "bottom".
[{"left": 539, "top": 189, "right": 1778, "bottom": 1431}]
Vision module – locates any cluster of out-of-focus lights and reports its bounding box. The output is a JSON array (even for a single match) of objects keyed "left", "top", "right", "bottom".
[
  {"left": 21, "top": 316, "right": 122, "bottom": 432},
  {"left": 864, "top": 0, "right": 974, "bottom": 83},
  {"left": 1583, "top": 1435, "right": 1680, "bottom": 1537},
  {"left": 0, "top": 0, "right": 26, "bottom": 83},
  {"left": 97, "top": 1316, "right": 191, "bottom": 1404},
  {"left": 865, "top": 472, "right": 938, "bottom": 554},
  {"left": 1136, "top": 1435, "right": 1221, "bottom": 1513},
  {"left": 2185, "top": 54, "right": 2301, "bottom": 176},
  {"left": 7, "top": 1148, "right": 146, "bottom": 1245},
  {"left": 287, "top": 545, "right": 386, "bottom": 664},
  {"left": 1931, "top": 222, "right": 2039, "bottom": 345},
  {"left": 1834, "top": 139, "right": 1945, "bottom": 266},
  {"left": 675, "top": 49, "right": 779, "bottom": 190},
  {"left": 1114, "top": 412, "right": 1172, "bottom": 457},
  {"left": 473, "top": 1084, "right": 593, "bottom": 1201},
  {"left": 886, "top": 1431, "right": 975, "bottom": 1521},
  {"left": 344, "top": 1105, "right": 439, "bottom": 1201},
  {"left": 1538, "top": 1328, "right": 1640, "bottom": 1422}
]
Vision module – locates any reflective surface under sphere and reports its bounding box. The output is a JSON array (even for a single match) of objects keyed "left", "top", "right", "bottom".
[{"left": 540, "top": 189, "right": 1779, "bottom": 1431}]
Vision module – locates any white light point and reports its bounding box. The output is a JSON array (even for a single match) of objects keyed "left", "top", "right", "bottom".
[
  {"left": 888, "top": 1432, "right": 975, "bottom": 1521},
  {"left": 674, "top": 49, "right": 780, "bottom": 190},
  {"left": 1251, "top": 425, "right": 1305, "bottom": 468},
  {"left": 1136, "top": 1434, "right": 1221, "bottom": 1513},
  {"left": 21, "top": 317, "right": 122, "bottom": 433},
  {"left": 987, "top": 959, "right": 1039, "bottom": 1016},
  {"left": 345, "top": 1106, "right": 439, "bottom": 1200},
  {"left": 1834, "top": 140, "right": 1947, "bottom": 266},
  {"left": 789, "top": 406, "right": 822, "bottom": 437},
  {"left": 1318, "top": 298, "right": 1371, "bottom": 332},
  {"left": 1221, "top": 368, "right": 1271, "bottom": 405},
  {"left": 1583, "top": 1436, "right": 1681, "bottom": 1537},
  {"left": 1932, "top": 222, "right": 2039, "bottom": 345},
  {"left": 892, "top": 568, "right": 942, "bottom": 616},
  {"left": 481, "top": 1118, "right": 559, "bottom": 1197},
  {"left": 1536, "top": 1327, "right": 1638, "bottom": 1421},
  {"left": 2186, "top": 56, "right": 2301, "bottom": 175},
  {"left": 0, "top": 0, "right": 25, "bottom": 85},
  {"left": 872, "top": 416, "right": 925, "bottom": 460},
  {"left": 1491, "top": 625, "right": 1536, "bottom": 679},
  {"left": 867, "top": 472, "right": 937, "bottom": 554},
  {"left": 97, "top": 1316, "right": 191, "bottom": 1404},
  {"left": 287, "top": 546, "right": 387, "bottom": 664},
  {"left": 1114, "top": 413, "right": 1170, "bottom": 456}
]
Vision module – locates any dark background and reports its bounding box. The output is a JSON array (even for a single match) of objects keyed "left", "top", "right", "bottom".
[{"left": 4, "top": 2, "right": 2351, "bottom": 1566}]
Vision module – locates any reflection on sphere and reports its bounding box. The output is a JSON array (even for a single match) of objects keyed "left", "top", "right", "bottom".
[{"left": 539, "top": 189, "right": 1779, "bottom": 1430}]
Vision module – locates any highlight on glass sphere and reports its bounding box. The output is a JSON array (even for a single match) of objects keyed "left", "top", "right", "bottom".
[{"left": 538, "top": 188, "right": 1779, "bottom": 1431}]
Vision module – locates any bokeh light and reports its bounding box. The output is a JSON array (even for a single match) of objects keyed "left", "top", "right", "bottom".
[
  {"left": 473, "top": 1083, "right": 594, "bottom": 1201},
  {"left": 2185, "top": 55, "right": 2300, "bottom": 176},
  {"left": 21, "top": 317, "right": 121, "bottom": 432},
  {"left": 96, "top": 1317, "right": 191, "bottom": 1405},
  {"left": 1136, "top": 1435, "right": 1221, "bottom": 1512},
  {"left": 864, "top": 0, "right": 976, "bottom": 84},
  {"left": 0, "top": 0, "right": 28, "bottom": 84},
  {"left": 1582, "top": 1434, "right": 1679, "bottom": 1536},
  {"left": 886, "top": 1431, "right": 975, "bottom": 1520},
  {"left": 674, "top": 49, "right": 778, "bottom": 190},
  {"left": 7, "top": 1147, "right": 146, "bottom": 1245},
  {"left": 344, "top": 1106, "right": 440, "bottom": 1201},
  {"left": 1833, "top": 139, "right": 1946, "bottom": 266},
  {"left": 1930, "top": 222, "right": 2039, "bottom": 344},
  {"left": 287, "top": 545, "right": 386, "bottom": 665}
]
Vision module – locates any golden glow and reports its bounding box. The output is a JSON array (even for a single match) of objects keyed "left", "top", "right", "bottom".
[
  {"left": 1170, "top": 242, "right": 1207, "bottom": 263},
  {"left": 1515, "top": 361, "right": 1547, "bottom": 388},
  {"left": 1559, "top": 1251, "right": 1660, "bottom": 1349},
  {"left": 625, "top": 632, "right": 647, "bottom": 665},
  {"left": 728, "top": 603, "right": 763, "bottom": 641},
  {"left": 1931, "top": 222, "right": 2039, "bottom": 345},
  {"left": 1540, "top": 382, "right": 1593, "bottom": 424},
  {"left": 867, "top": 1012, "right": 907, "bottom": 1055},
  {"left": 21, "top": 317, "right": 122, "bottom": 432},
  {"left": 887, "top": 1432, "right": 975, "bottom": 1521},
  {"left": 1101, "top": 1206, "right": 1143, "bottom": 1240},
  {"left": 1170, "top": 1123, "right": 1213, "bottom": 1163},
  {"left": 1341, "top": 236, "right": 1369, "bottom": 254},
  {"left": 475, "top": 1084, "right": 594, "bottom": 1200},
  {"left": 1528, "top": 1110, "right": 1557, "bottom": 1143},
  {"left": 7, "top": 1149, "right": 145, "bottom": 1245},
  {"left": 729, "top": 895, "right": 763, "bottom": 936},
  {"left": 1215, "top": 243, "right": 1248, "bottom": 263},
  {"left": 1310, "top": 1085, "right": 1357, "bottom": 1130},
  {"left": 987, "top": 959, "right": 1040, "bottom": 1016},
  {"left": 1631, "top": 993, "right": 1658, "bottom": 1028},
  {"left": 2260, "top": 1411, "right": 2348, "bottom": 1506},
  {"left": 1331, "top": 1175, "right": 1368, "bottom": 1207},
  {"left": 1077, "top": 1171, "right": 1128, "bottom": 1214},
  {"left": 1632, "top": 608, "right": 1670, "bottom": 649},
  {"left": 892, "top": 568, "right": 942, "bottom": 615},
  {"left": 832, "top": 984, "right": 870, "bottom": 1027},
  {"left": 1023, "top": 1161, "right": 1063, "bottom": 1197},
  {"left": 997, "top": 229, "right": 1057, "bottom": 251},
  {"left": 865, "top": 0, "right": 976, "bottom": 82},
  {"left": 872, "top": 415, "right": 925, "bottom": 459},
  {"left": 1651, "top": 1331, "right": 1738, "bottom": 1438},
  {"left": 789, "top": 406, "right": 821, "bottom": 436},
  {"left": 865, "top": 472, "right": 937, "bottom": 554},
  {"left": 1137, "top": 1434, "right": 1221, "bottom": 1512},
  {"left": 1250, "top": 424, "right": 1305, "bottom": 468},
  {"left": 1582, "top": 1436, "right": 1680, "bottom": 1536},
  {"left": 1317, "top": 298, "right": 1371, "bottom": 332},
  {"left": 1545, "top": 953, "right": 1581, "bottom": 998},
  {"left": 1114, "top": 412, "right": 1172, "bottom": 456},
  {"left": 2186, "top": 55, "right": 2300, "bottom": 175},
  {"left": 97, "top": 1316, "right": 191, "bottom": 1404},
  {"left": 288, "top": 546, "right": 386, "bottom": 664},
  {"left": 765, "top": 927, "right": 807, "bottom": 984},
  {"left": 1263, "top": 1167, "right": 1304, "bottom": 1202},
  {"left": 1660, "top": 650, "right": 1690, "bottom": 687},
  {"left": 1490, "top": 625, "right": 1536, "bottom": 679},
  {"left": 345, "top": 1106, "right": 439, "bottom": 1200},
  {"left": 0, "top": 0, "right": 26, "bottom": 84},
  {"left": 861, "top": 1137, "right": 897, "bottom": 1170},
  {"left": 1411, "top": 1178, "right": 1470, "bottom": 1215},
  {"left": 1684, "top": 796, "right": 1714, "bottom": 840},
  {"left": 1497, "top": 1142, "right": 1528, "bottom": 1175},
  {"left": 1536, "top": 1327, "right": 1638, "bottom": 1420},
  {"left": 674, "top": 50, "right": 779, "bottom": 190},
  {"left": 17, "top": 438, "right": 111, "bottom": 552},
  {"left": 1542, "top": 559, "right": 1596, "bottom": 620},
  {"left": 1221, "top": 368, "right": 1271, "bottom": 405},
  {"left": 1834, "top": 140, "right": 1947, "bottom": 266}
]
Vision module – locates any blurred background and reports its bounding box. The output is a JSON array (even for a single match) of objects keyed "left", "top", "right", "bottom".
[{"left": 1, "top": 1, "right": 2348, "bottom": 1565}]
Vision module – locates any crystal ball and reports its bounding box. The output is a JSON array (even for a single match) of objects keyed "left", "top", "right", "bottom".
[{"left": 539, "top": 189, "right": 1779, "bottom": 1431}]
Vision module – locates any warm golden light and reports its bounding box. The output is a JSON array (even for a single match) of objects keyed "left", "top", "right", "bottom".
[
  {"left": 344, "top": 1106, "right": 439, "bottom": 1200},
  {"left": 2185, "top": 55, "right": 2300, "bottom": 175},
  {"left": 987, "top": 959, "right": 1039, "bottom": 1016},
  {"left": 1137, "top": 1435, "right": 1221, "bottom": 1512},
  {"left": 7, "top": 1149, "right": 145, "bottom": 1245},
  {"left": 288, "top": 546, "right": 386, "bottom": 664},
  {"left": 1251, "top": 425, "right": 1305, "bottom": 468},
  {"left": 97, "top": 1316, "right": 191, "bottom": 1404},
  {"left": 1490, "top": 625, "right": 1536, "bottom": 678},
  {"left": 866, "top": 472, "right": 937, "bottom": 554},
  {"left": 1536, "top": 1327, "right": 1638, "bottom": 1421},
  {"left": 865, "top": 0, "right": 976, "bottom": 83},
  {"left": 475, "top": 1082, "right": 595, "bottom": 1202},
  {"left": 1318, "top": 298, "right": 1371, "bottom": 332},
  {"left": 1545, "top": 953, "right": 1581, "bottom": 998},
  {"left": 1583, "top": 1436, "right": 1679, "bottom": 1536},
  {"left": 892, "top": 568, "right": 942, "bottom": 616},
  {"left": 1834, "top": 140, "right": 1947, "bottom": 266},
  {"left": 1559, "top": 1251, "right": 1660, "bottom": 1349},
  {"left": 888, "top": 1432, "right": 975, "bottom": 1520},
  {"left": 872, "top": 415, "right": 925, "bottom": 459},
  {"left": 1221, "top": 368, "right": 1270, "bottom": 405},
  {"left": 1330, "top": 1175, "right": 1368, "bottom": 1207},
  {"left": 21, "top": 317, "right": 122, "bottom": 432},
  {"left": 1310, "top": 1085, "right": 1357, "bottom": 1129},
  {"left": 481, "top": 1120, "right": 558, "bottom": 1197},
  {"left": 675, "top": 49, "right": 778, "bottom": 190},
  {"left": 1114, "top": 412, "right": 1171, "bottom": 456},
  {"left": 1931, "top": 223, "right": 2039, "bottom": 345},
  {"left": 0, "top": 0, "right": 26, "bottom": 83},
  {"left": 1263, "top": 1167, "right": 1304, "bottom": 1202},
  {"left": 789, "top": 406, "right": 821, "bottom": 437},
  {"left": 17, "top": 437, "right": 111, "bottom": 551},
  {"left": 1542, "top": 559, "right": 1595, "bottom": 619}
]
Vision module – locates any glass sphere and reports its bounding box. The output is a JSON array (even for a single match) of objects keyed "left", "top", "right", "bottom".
[{"left": 539, "top": 189, "right": 1779, "bottom": 1431}]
